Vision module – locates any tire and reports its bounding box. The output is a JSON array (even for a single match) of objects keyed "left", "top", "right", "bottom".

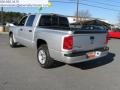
[
  {"left": 37, "top": 44, "right": 54, "bottom": 68},
  {"left": 9, "top": 33, "right": 17, "bottom": 48}
]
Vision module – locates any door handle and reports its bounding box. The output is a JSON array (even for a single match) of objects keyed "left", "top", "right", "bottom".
[
  {"left": 29, "top": 30, "right": 32, "bottom": 32},
  {"left": 20, "top": 29, "right": 23, "bottom": 31},
  {"left": 90, "top": 36, "right": 94, "bottom": 40}
]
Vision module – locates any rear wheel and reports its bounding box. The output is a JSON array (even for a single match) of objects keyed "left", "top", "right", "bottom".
[
  {"left": 9, "top": 33, "right": 17, "bottom": 48},
  {"left": 37, "top": 44, "right": 54, "bottom": 68}
]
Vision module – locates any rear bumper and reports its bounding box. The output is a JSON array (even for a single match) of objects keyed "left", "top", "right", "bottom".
[{"left": 60, "top": 47, "right": 109, "bottom": 64}]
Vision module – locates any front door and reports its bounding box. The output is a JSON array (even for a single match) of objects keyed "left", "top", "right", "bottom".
[
  {"left": 22, "top": 15, "right": 36, "bottom": 47},
  {"left": 17, "top": 16, "right": 28, "bottom": 45}
]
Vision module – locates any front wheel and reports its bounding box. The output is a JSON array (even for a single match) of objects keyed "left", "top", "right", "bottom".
[
  {"left": 37, "top": 44, "right": 54, "bottom": 68},
  {"left": 9, "top": 34, "right": 17, "bottom": 48}
]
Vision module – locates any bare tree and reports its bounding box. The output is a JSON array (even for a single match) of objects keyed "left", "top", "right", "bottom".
[{"left": 75, "top": 10, "right": 91, "bottom": 22}]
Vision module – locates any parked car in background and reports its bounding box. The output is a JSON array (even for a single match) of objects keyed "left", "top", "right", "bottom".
[{"left": 108, "top": 29, "right": 120, "bottom": 39}]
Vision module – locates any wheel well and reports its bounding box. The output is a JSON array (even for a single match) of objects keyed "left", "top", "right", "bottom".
[
  {"left": 37, "top": 39, "right": 47, "bottom": 49},
  {"left": 9, "top": 32, "right": 13, "bottom": 36}
]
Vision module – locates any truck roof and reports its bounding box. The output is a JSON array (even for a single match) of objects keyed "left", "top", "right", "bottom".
[{"left": 27, "top": 13, "right": 66, "bottom": 17}]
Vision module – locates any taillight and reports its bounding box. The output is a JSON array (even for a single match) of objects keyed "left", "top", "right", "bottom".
[
  {"left": 105, "top": 33, "right": 109, "bottom": 44},
  {"left": 63, "top": 36, "right": 73, "bottom": 50}
]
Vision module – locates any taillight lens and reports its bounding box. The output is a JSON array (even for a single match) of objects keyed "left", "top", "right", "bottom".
[
  {"left": 105, "top": 33, "right": 109, "bottom": 44},
  {"left": 63, "top": 36, "right": 73, "bottom": 50}
]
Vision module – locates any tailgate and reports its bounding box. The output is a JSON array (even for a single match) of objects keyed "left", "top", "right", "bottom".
[{"left": 73, "top": 33, "right": 107, "bottom": 51}]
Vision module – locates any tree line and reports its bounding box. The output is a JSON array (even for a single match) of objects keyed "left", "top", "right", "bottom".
[{"left": 0, "top": 11, "right": 26, "bottom": 25}]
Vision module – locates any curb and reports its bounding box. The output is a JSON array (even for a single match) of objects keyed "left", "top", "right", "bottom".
[{"left": 0, "top": 32, "right": 9, "bottom": 35}]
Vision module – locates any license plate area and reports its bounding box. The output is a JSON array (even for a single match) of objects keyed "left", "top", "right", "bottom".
[{"left": 86, "top": 51, "right": 101, "bottom": 59}]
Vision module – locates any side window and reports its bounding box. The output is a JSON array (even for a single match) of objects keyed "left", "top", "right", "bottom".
[
  {"left": 18, "top": 16, "right": 27, "bottom": 26},
  {"left": 59, "top": 17, "right": 69, "bottom": 27},
  {"left": 26, "top": 15, "right": 35, "bottom": 26},
  {"left": 52, "top": 16, "right": 58, "bottom": 26},
  {"left": 39, "top": 15, "right": 51, "bottom": 26}
]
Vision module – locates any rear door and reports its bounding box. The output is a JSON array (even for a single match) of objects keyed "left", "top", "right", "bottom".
[{"left": 72, "top": 26, "right": 107, "bottom": 51}]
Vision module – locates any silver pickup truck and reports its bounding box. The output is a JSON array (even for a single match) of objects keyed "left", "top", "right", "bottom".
[{"left": 9, "top": 13, "right": 109, "bottom": 68}]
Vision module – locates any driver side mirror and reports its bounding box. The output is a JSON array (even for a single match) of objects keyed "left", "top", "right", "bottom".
[{"left": 13, "top": 22, "right": 18, "bottom": 25}]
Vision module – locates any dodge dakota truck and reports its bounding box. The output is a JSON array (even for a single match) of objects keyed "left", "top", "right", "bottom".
[{"left": 9, "top": 13, "right": 109, "bottom": 68}]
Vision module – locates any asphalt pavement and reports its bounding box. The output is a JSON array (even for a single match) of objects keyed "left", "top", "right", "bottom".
[{"left": 0, "top": 34, "right": 119, "bottom": 90}]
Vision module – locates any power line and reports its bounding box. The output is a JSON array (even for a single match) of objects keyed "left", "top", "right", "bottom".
[
  {"left": 102, "top": 0, "right": 120, "bottom": 4},
  {"left": 79, "top": 3, "right": 120, "bottom": 12},
  {"left": 72, "top": 0, "right": 120, "bottom": 5},
  {"left": 81, "top": 0, "right": 120, "bottom": 8},
  {"left": 50, "top": 0, "right": 120, "bottom": 12}
]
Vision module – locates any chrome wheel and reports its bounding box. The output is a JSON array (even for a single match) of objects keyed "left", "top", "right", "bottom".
[
  {"left": 37, "top": 44, "right": 54, "bottom": 68},
  {"left": 38, "top": 50, "right": 46, "bottom": 64},
  {"left": 9, "top": 36, "right": 13, "bottom": 45},
  {"left": 9, "top": 34, "right": 17, "bottom": 48}
]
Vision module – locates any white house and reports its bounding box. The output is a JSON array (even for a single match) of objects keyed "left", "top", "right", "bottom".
[{"left": 67, "top": 16, "right": 108, "bottom": 24}]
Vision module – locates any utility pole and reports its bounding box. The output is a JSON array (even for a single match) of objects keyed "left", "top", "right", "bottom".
[
  {"left": 1, "top": 7, "right": 3, "bottom": 26},
  {"left": 1, "top": 7, "right": 4, "bottom": 32},
  {"left": 76, "top": 0, "right": 79, "bottom": 23}
]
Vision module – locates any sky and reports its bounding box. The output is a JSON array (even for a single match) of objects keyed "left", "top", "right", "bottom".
[{"left": 2, "top": 0, "right": 120, "bottom": 24}]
